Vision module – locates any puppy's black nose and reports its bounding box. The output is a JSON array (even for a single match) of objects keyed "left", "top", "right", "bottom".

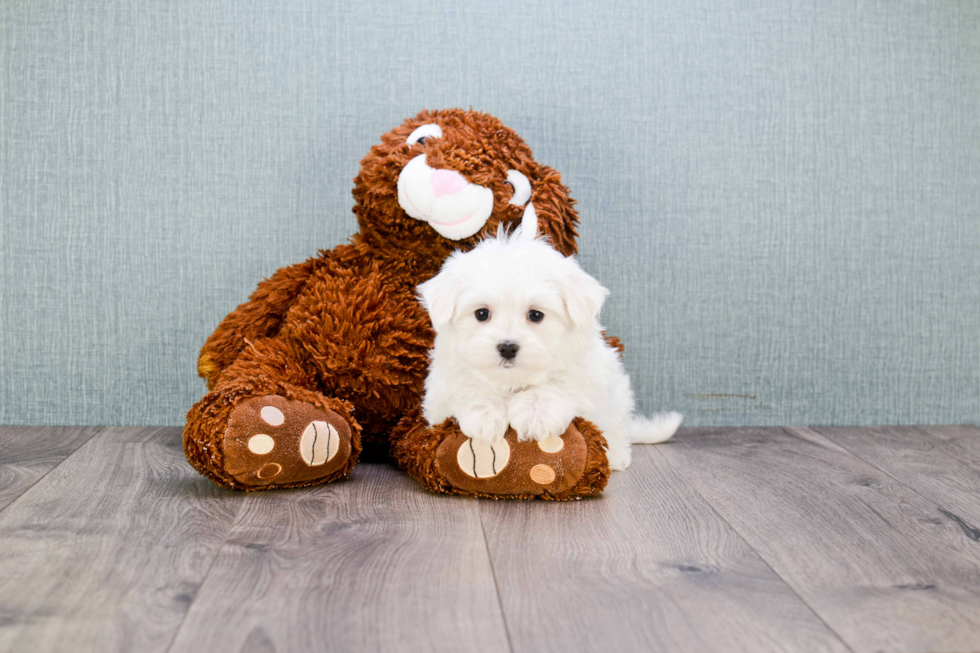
[{"left": 497, "top": 342, "right": 519, "bottom": 361}]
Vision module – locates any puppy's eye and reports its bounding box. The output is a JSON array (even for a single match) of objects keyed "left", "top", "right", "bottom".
[
  {"left": 407, "top": 123, "right": 442, "bottom": 145},
  {"left": 528, "top": 310, "right": 544, "bottom": 323},
  {"left": 475, "top": 308, "right": 491, "bottom": 322},
  {"left": 506, "top": 170, "right": 532, "bottom": 206}
]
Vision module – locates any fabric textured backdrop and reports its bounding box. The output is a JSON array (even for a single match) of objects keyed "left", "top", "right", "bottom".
[{"left": 1, "top": 0, "right": 978, "bottom": 427}]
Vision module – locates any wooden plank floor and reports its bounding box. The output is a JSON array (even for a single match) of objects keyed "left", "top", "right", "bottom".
[{"left": 0, "top": 425, "right": 978, "bottom": 653}]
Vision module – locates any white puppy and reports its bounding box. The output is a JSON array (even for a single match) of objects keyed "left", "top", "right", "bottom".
[{"left": 417, "top": 225, "right": 681, "bottom": 471}]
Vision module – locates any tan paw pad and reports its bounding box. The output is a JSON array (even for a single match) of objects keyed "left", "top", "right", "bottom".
[
  {"left": 529, "top": 464, "right": 556, "bottom": 485},
  {"left": 260, "top": 405, "right": 285, "bottom": 426},
  {"left": 299, "top": 421, "right": 340, "bottom": 466},
  {"left": 457, "top": 438, "right": 511, "bottom": 478},
  {"left": 247, "top": 434, "right": 275, "bottom": 455},
  {"left": 537, "top": 435, "right": 564, "bottom": 453},
  {"left": 257, "top": 463, "right": 282, "bottom": 479}
]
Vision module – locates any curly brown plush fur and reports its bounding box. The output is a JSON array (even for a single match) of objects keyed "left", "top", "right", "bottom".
[{"left": 184, "top": 108, "right": 610, "bottom": 497}]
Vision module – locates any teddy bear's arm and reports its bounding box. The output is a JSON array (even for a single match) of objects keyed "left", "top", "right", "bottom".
[{"left": 198, "top": 258, "right": 320, "bottom": 388}]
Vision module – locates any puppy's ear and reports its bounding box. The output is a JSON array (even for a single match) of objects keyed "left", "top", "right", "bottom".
[
  {"left": 417, "top": 266, "right": 465, "bottom": 329},
  {"left": 554, "top": 258, "right": 610, "bottom": 327}
]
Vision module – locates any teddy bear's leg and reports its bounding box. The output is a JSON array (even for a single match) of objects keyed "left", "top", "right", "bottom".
[
  {"left": 184, "top": 337, "right": 362, "bottom": 491},
  {"left": 390, "top": 407, "right": 610, "bottom": 500}
]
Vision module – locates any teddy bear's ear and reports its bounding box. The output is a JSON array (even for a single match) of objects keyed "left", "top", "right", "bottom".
[
  {"left": 528, "top": 164, "right": 579, "bottom": 256},
  {"left": 417, "top": 262, "right": 466, "bottom": 329},
  {"left": 554, "top": 257, "right": 609, "bottom": 328}
]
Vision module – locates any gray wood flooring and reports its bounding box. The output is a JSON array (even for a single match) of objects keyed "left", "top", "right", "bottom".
[{"left": 0, "top": 425, "right": 978, "bottom": 653}]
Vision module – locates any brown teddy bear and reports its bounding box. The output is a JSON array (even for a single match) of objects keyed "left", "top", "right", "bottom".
[{"left": 183, "top": 109, "right": 612, "bottom": 499}]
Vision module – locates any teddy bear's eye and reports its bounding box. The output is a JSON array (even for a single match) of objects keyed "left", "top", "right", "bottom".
[
  {"left": 475, "top": 308, "right": 491, "bottom": 322},
  {"left": 506, "top": 169, "right": 532, "bottom": 206},
  {"left": 528, "top": 310, "right": 544, "bottom": 323},
  {"left": 407, "top": 123, "right": 442, "bottom": 145}
]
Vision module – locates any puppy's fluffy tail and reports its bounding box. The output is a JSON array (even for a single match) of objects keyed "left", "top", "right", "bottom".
[{"left": 629, "top": 412, "right": 683, "bottom": 444}]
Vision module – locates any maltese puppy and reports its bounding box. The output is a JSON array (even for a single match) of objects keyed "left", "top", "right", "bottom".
[{"left": 417, "top": 223, "right": 681, "bottom": 471}]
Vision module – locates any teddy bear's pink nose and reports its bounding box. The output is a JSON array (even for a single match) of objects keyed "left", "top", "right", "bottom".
[{"left": 431, "top": 169, "right": 468, "bottom": 197}]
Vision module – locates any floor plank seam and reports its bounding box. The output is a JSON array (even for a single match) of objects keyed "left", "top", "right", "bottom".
[
  {"left": 812, "top": 425, "right": 980, "bottom": 544},
  {"left": 650, "top": 443, "right": 859, "bottom": 653},
  {"left": 477, "top": 500, "right": 517, "bottom": 653},
  {"left": 0, "top": 426, "right": 106, "bottom": 519},
  {"left": 162, "top": 508, "right": 248, "bottom": 653}
]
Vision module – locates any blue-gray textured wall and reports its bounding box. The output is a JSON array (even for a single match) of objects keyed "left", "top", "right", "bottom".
[{"left": 1, "top": 0, "right": 977, "bottom": 427}]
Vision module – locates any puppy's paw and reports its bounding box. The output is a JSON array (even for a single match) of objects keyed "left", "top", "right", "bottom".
[
  {"left": 457, "top": 400, "right": 509, "bottom": 443},
  {"left": 508, "top": 389, "right": 576, "bottom": 442}
]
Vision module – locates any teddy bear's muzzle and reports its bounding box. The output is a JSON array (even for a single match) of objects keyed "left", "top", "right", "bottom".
[{"left": 396, "top": 154, "right": 495, "bottom": 240}]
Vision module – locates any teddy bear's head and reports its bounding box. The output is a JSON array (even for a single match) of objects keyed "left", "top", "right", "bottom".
[{"left": 351, "top": 109, "right": 579, "bottom": 263}]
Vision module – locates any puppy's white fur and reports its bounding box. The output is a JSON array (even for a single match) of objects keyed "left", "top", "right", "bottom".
[{"left": 417, "top": 227, "right": 681, "bottom": 471}]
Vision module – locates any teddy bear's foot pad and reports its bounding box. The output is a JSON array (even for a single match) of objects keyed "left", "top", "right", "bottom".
[
  {"left": 222, "top": 395, "right": 353, "bottom": 488},
  {"left": 434, "top": 424, "right": 588, "bottom": 497}
]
